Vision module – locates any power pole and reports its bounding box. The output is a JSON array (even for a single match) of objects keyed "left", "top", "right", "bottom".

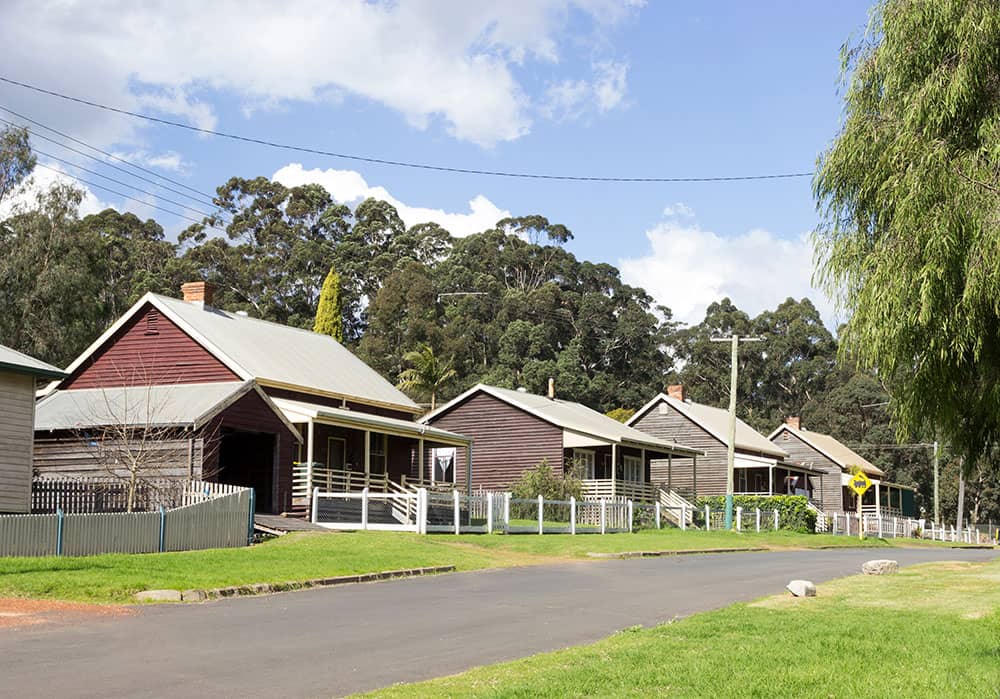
[
  {"left": 710, "top": 335, "right": 763, "bottom": 530},
  {"left": 932, "top": 440, "right": 939, "bottom": 525}
]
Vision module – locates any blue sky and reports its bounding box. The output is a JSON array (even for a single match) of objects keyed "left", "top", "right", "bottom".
[{"left": 1, "top": 1, "right": 875, "bottom": 329}]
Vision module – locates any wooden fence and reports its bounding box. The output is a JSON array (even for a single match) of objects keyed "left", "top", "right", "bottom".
[{"left": 0, "top": 481, "right": 252, "bottom": 557}]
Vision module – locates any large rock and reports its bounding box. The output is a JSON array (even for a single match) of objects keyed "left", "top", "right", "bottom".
[
  {"left": 862, "top": 559, "right": 899, "bottom": 575},
  {"left": 786, "top": 580, "right": 817, "bottom": 597},
  {"left": 134, "top": 589, "right": 182, "bottom": 602}
]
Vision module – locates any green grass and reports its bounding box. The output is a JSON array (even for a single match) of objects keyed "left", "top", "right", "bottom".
[
  {"left": 0, "top": 527, "right": 971, "bottom": 604},
  {"left": 360, "top": 557, "right": 1000, "bottom": 698}
]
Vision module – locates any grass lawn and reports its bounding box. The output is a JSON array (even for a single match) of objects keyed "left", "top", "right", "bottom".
[
  {"left": 0, "top": 527, "right": 975, "bottom": 603},
  {"left": 359, "top": 557, "right": 1000, "bottom": 698}
]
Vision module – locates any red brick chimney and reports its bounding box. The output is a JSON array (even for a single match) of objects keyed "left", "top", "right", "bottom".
[
  {"left": 666, "top": 384, "right": 686, "bottom": 402},
  {"left": 181, "top": 281, "right": 215, "bottom": 307},
  {"left": 785, "top": 416, "right": 801, "bottom": 430}
]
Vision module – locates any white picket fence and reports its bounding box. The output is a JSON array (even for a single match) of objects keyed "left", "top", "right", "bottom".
[
  {"left": 921, "top": 521, "right": 991, "bottom": 544},
  {"left": 311, "top": 488, "right": 640, "bottom": 535}
]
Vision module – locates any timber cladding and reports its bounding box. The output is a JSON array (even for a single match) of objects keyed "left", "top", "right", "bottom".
[
  {"left": 425, "top": 390, "right": 564, "bottom": 491},
  {"left": 630, "top": 402, "right": 725, "bottom": 497},
  {"left": 0, "top": 371, "right": 37, "bottom": 513},
  {"left": 771, "top": 429, "right": 843, "bottom": 513},
  {"left": 63, "top": 303, "right": 239, "bottom": 389}
]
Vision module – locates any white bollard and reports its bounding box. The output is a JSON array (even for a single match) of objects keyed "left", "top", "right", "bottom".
[
  {"left": 756, "top": 508, "right": 761, "bottom": 533},
  {"left": 705, "top": 505, "right": 711, "bottom": 532},
  {"left": 736, "top": 506, "right": 742, "bottom": 532},
  {"left": 361, "top": 487, "right": 369, "bottom": 530},
  {"left": 680, "top": 504, "right": 687, "bottom": 531},
  {"left": 504, "top": 492, "right": 511, "bottom": 533},
  {"left": 774, "top": 509, "right": 780, "bottom": 530},
  {"left": 655, "top": 501, "right": 661, "bottom": 529},
  {"left": 538, "top": 494, "right": 544, "bottom": 535},
  {"left": 628, "top": 500, "right": 634, "bottom": 533},
  {"left": 570, "top": 496, "right": 576, "bottom": 535},
  {"left": 600, "top": 499, "right": 607, "bottom": 535},
  {"left": 311, "top": 486, "right": 320, "bottom": 524},
  {"left": 417, "top": 488, "right": 428, "bottom": 534},
  {"left": 486, "top": 493, "right": 494, "bottom": 534},
  {"left": 453, "top": 489, "right": 460, "bottom": 535}
]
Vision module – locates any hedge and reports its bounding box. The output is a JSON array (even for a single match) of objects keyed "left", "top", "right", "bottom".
[{"left": 693, "top": 495, "right": 817, "bottom": 533}]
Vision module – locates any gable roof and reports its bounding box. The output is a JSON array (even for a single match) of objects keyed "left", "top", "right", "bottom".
[
  {"left": 421, "top": 384, "right": 702, "bottom": 456},
  {"left": 53, "top": 293, "right": 419, "bottom": 413},
  {"left": 628, "top": 394, "right": 788, "bottom": 459},
  {"left": 35, "top": 380, "right": 301, "bottom": 440},
  {"left": 0, "top": 344, "right": 66, "bottom": 380},
  {"left": 768, "top": 423, "right": 885, "bottom": 477}
]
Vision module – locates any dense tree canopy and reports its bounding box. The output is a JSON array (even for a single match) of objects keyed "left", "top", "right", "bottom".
[{"left": 814, "top": 0, "right": 1000, "bottom": 467}]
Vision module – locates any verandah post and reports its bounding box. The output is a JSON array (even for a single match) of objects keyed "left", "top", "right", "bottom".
[
  {"left": 537, "top": 494, "right": 544, "bottom": 535},
  {"left": 570, "top": 496, "right": 576, "bottom": 535}
]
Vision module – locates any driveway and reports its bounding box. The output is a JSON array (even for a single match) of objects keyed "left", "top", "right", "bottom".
[{"left": 0, "top": 547, "right": 995, "bottom": 698}]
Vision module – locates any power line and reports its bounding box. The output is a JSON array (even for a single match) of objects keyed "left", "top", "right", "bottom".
[
  {"left": 32, "top": 162, "right": 227, "bottom": 233},
  {"left": 0, "top": 75, "right": 815, "bottom": 184},
  {"left": 31, "top": 147, "right": 221, "bottom": 220},
  {"left": 0, "top": 104, "right": 215, "bottom": 203}
]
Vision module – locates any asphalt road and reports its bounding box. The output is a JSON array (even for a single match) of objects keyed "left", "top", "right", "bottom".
[{"left": 1, "top": 547, "right": 996, "bottom": 698}]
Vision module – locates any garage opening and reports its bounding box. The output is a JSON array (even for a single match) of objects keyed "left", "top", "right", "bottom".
[{"left": 216, "top": 429, "right": 277, "bottom": 513}]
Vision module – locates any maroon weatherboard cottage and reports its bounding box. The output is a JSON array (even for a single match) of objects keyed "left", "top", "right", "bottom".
[
  {"left": 420, "top": 383, "right": 701, "bottom": 494},
  {"left": 33, "top": 282, "right": 470, "bottom": 513}
]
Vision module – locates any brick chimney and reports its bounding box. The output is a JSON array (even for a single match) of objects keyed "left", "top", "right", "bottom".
[
  {"left": 785, "top": 416, "right": 801, "bottom": 430},
  {"left": 181, "top": 281, "right": 215, "bottom": 308},
  {"left": 547, "top": 377, "right": 555, "bottom": 400},
  {"left": 666, "top": 384, "right": 686, "bottom": 402}
]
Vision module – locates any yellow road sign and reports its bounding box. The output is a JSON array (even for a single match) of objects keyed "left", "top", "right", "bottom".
[{"left": 848, "top": 471, "right": 872, "bottom": 496}]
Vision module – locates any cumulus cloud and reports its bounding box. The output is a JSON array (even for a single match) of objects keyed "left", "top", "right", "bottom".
[
  {"left": 1, "top": 0, "right": 640, "bottom": 148},
  {"left": 619, "top": 218, "right": 838, "bottom": 330},
  {"left": 662, "top": 202, "right": 695, "bottom": 219},
  {"left": 273, "top": 163, "right": 510, "bottom": 237},
  {"left": 543, "top": 60, "right": 630, "bottom": 120},
  {"left": 0, "top": 166, "right": 109, "bottom": 220}
]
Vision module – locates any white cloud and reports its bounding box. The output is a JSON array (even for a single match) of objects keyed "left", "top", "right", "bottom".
[
  {"left": 1, "top": 0, "right": 641, "bottom": 148},
  {"left": 619, "top": 219, "right": 838, "bottom": 330},
  {"left": 110, "top": 150, "right": 189, "bottom": 174},
  {"left": 0, "top": 166, "right": 108, "bottom": 220},
  {"left": 272, "top": 163, "right": 510, "bottom": 237},
  {"left": 543, "top": 59, "right": 630, "bottom": 120},
  {"left": 662, "top": 202, "right": 694, "bottom": 219}
]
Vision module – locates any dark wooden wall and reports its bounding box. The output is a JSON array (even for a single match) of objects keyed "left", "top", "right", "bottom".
[
  {"left": 770, "top": 429, "right": 843, "bottom": 512},
  {"left": 426, "top": 391, "right": 563, "bottom": 491},
  {"left": 63, "top": 304, "right": 239, "bottom": 389},
  {"left": 264, "top": 387, "right": 416, "bottom": 421}
]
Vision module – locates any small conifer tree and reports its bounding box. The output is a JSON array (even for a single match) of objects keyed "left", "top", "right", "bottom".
[{"left": 313, "top": 267, "right": 344, "bottom": 343}]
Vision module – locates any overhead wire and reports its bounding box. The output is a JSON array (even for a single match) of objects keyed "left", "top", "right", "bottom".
[{"left": 0, "top": 75, "right": 815, "bottom": 184}]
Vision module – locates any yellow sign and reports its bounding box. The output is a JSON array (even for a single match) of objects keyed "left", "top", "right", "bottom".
[{"left": 848, "top": 471, "right": 872, "bottom": 497}]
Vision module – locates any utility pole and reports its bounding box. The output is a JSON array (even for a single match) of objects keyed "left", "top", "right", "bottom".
[
  {"left": 932, "top": 440, "right": 939, "bottom": 525},
  {"left": 710, "top": 334, "right": 763, "bottom": 530}
]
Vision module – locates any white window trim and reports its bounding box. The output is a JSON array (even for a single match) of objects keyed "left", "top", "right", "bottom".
[
  {"left": 574, "top": 448, "right": 596, "bottom": 479},
  {"left": 623, "top": 454, "right": 642, "bottom": 482}
]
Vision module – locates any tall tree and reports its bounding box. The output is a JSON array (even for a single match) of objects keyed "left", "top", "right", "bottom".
[
  {"left": 313, "top": 266, "right": 345, "bottom": 343},
  {"left": 814, "top": 0, "right": 1000, "bottom": 467},
  {"left": 0, "top": 125, "right": 34, "bottom": 206}
]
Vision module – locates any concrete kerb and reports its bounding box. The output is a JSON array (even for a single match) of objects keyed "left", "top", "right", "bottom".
[
  {"left": 586, "top": 547, "right": 767, "bottom": 559},
  {"left": 134, "top": 566, "right": 457, "bottom": 603}
]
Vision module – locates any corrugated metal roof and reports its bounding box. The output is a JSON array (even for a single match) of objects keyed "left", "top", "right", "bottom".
[
  {"left": 149, "top": 294, "right": 419, "bottom": 412},
  {"left": 423, "top": 384, "right": 702, "bottom": 455},
  {"left": 0, "top": 344, "right": 65, "bottom": 379},
  {"left": 629, "top": 394, "right": 788, "bottom": 459},
  {"left": 273, "top": 398, "right": 471, "bottom": 444},
  {"left": 774, "top": 424, "right": 885, "bottom": 477},
  {"left": 35, "top": 382, "right": 250, "bottom": 431}
]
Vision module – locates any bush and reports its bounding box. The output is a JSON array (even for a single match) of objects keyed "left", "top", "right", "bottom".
[
  {"left": 693, "top": 495, "right": 816, "bottom": 533},
  {"left": 510, "top": 460, "right": 582, "bottom": 521}
]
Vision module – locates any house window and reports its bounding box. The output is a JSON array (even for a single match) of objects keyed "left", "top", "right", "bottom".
[
  {"left": 623, "top": 455, "right": 642, "bottom": 482},
  {"left": 573, "top": 449, "right": 595, "bottom": 479},
  {"left": 737, "top": 470, "right": 748, "bottom": 492},
  {"left": 327, "top": 437, "right": 346, "bottom": 470},
  {"left": 369, "top": 433, "right": 387, "bottom": 474}
]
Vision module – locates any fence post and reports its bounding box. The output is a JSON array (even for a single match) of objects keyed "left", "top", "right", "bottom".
[
  {"left": 655, "top": 501, "right": 661, "bottom": 530},
  {"left": 878, "top": 516, "right": 883, "bottom": 539},
  {"left": 56, "top": 507, "right": 64, "bottom": 556},
  {"left": 504, "top": 492, "right": 511, "bottom": 533},
  {"left": 755, "top": 508, "right": 761, "bottom": 533},
  {"left": 893, "top": 516, "right": 898, "bottom": 539},
  {"left": 600, "top": 499, "right": 607, "bottom": 535},
  {"left": 735, "top": 506, "right": 742, "bottom": 532},
  {"left": 486, "top": 493, "right": 494, "bottom": 534},
  {"left": 538, "top": 494, "right": 544, "bottom": 535},
  {"left": 570, "top": 496, "right": 576, "bottom": 535},
  {"left": 774, "top": 509, "right": 780, "bottom": 530},
  {"left": 361, "top": 487, "right": 369, "bottom": 531},
  {"left": 159, "top": 506, "right": 166, "bottom": 553},
  {"left": 628, "top": 500, "right": 634, "bottom": 533},
  {"left": 704, "top": 505, "right": 711, "bottom": 532},
  {"left": 680, "top": 504, "right": 687, "bottom": 531},
  {"left": 311, "top": 487, "right": 320, "bottom": 524},
  {"left": 454, "top": 489, "right": 461, "bottom": 535}
]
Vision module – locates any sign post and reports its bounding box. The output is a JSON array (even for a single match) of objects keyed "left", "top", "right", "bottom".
[{"left": 848, "top": 470, "right": 872, "bottom": 541}]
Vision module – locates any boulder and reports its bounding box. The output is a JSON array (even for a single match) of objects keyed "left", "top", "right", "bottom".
[
  {"left": 786, "top": 580, "right": 816, "bottom": 597},
  {"left": 862, "top": 559, "right": 899, "bottom": 575},
  {"left": 134, "top": 589, "right": 182, "bottom": 602}
]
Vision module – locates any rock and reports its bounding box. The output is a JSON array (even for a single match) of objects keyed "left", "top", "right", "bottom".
[
  {"left": 134, "top": 589, "right": 182, "bottom": 602},
  {"left": 181, "top": 589, "right": 207, "bottom": 602},
  {"left": 786, "top": 580, "right": 817, "bottom": 597},
  {"left": 862, "top": 559, "right": 899, "bottom": 575}
]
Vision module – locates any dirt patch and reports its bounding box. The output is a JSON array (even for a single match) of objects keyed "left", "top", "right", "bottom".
[{"left": 0, "top": 598, "right": 136, "bottom": 630}]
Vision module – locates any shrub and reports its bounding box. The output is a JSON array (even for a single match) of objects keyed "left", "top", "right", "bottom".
[
  {"left": 510, "top": 460, "right": 582, "bottom": 521},
  {"left": 693, "top": 495, "right": 816, "bottom": 533}
]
